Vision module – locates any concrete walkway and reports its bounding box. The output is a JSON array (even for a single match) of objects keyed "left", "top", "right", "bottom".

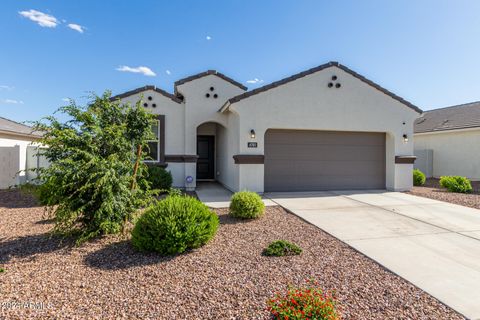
[
  {"left": 196, "top": 182, "right": 276, "bottom": 208},
  {"left": 266, "top": 190, "right": 480, "bottom": 320}
]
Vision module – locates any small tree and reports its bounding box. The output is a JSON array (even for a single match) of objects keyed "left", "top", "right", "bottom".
[{"left": 33, "top": 91, "right": 155, "bottom": 243}]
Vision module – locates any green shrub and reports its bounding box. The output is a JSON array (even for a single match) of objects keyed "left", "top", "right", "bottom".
[
  {"left": 147, "top": 166, "right": 173, "bottom": 191},
  {"left": 263, "top": 240, "right": 302, "bottom": 256},
  {"left": 167, "top": 188, "right": 183, "bottom": 197},
  {"left": 413, "top": 169, "right": 426, "bottom": 186},
  {"left": 439, "top": 176, "right": 473, "bottom": 193},
  {"left": 0, "top": 268, "right": 5, "bottom": 273},
  {"left": 229, "top": 191, "right": 265, "bottom": 219},
  {"left": 131, "top": 195, "right": 219, "bottom": 255},
  {"left": 19, "top": 182, "right": 58, "bottom": 206},
  {"left": 32, "top": 92, "right": 156, "bottom": 244},
  {"left": 267, "top": 279, "right": 339, "bottom": 320}
]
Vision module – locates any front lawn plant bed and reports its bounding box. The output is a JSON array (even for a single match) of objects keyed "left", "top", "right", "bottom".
[{"left": 0, "top": 189, "right": 466, "bottom": 319}]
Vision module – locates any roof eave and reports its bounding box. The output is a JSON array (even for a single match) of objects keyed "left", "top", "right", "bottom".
[
  {"left": 225, "top": 61, "right": 422, "bottom": 114},
  {"left": 218, "top": 101, "right": 231, "bottom": 113},
  {"left": 110, "top": 85, "right": 182, "bottom": 104},
  {"left": 0, "top": 129, "right": 42, "bottom": 139},
  {"left": 415, "top": 125, "right": 480, "bottom": 134},
  {"left": 174, "top": 70, "right": 247, "bottom": 92}
]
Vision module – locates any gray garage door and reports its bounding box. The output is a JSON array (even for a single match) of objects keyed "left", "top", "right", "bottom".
[{"left": 264, "top": 130, "right": 386, "bottom": 192}]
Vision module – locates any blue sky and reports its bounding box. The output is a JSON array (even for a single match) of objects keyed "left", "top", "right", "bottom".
[{"left": 1, "top": 0, "right": 480, "bottom": 123}]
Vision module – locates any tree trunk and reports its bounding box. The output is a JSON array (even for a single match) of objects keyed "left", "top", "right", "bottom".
[{"left": 131, "top": 144, "right": 142, "bottom": 190}]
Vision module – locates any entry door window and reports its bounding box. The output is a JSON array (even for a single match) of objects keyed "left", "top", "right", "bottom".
[{"left": 146, "top": 120, "right": 160, "bottom": 162}]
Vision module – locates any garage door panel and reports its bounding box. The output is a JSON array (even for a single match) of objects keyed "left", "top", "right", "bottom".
[
  {"left": 266, "top": 161, "right": 383, "bottom": 177},
  {"left": 265, "top": 174, "right": 384, "bottom": 192},
  {"left": 266, "top": 130, "right": 385, "bottom": 146},
  {"left": 295, "top": 161, "right": 384, "bottom": 176},
  {"left": 266, "top": 145, "right": 384, "bottom": 162},
  {"left": 265, "top": 130, "right": 385, "bottom": 192}
]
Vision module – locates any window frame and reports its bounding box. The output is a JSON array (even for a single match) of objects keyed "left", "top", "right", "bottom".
[{"left": 143, "top": 114, "right": 165, "bottom": 163}]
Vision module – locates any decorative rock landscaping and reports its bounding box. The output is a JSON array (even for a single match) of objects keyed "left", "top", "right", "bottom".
[{"left": 0, "top": 190, "right": 465, "bottom": 319}]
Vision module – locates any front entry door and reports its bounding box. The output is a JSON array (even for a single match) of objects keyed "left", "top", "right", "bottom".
[{"left": 197, "top": 135, "right": 215, "bottom": 180}]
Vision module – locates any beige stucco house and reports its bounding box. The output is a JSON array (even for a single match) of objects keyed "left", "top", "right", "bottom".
[
  {"left": 414, "top": 101, "right": 480, "bottom": 180},
  {"left": 113, "top": 61, "right": 421, "bottom": 192},
  {"left": 0, "top": 117, "right": 43, "bottom": 188}
]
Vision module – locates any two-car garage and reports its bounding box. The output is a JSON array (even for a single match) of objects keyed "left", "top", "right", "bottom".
[{"left": 264, "top": 129, "right": 386, "bottom": 192}]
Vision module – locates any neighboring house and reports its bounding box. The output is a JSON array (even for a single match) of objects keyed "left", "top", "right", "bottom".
[
  {"left": 0, "top": 117, "right": 44, "bottom": 188},
  {"left": 113, "top": 61, "right": 421, "bottom": 192},
  {"left": 414, "top": 101, "right": 480, "bottom": 180}
]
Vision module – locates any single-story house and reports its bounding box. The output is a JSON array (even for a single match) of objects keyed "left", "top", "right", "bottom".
[
  {"left": 414, "top": 101, "right": 480, "bottom": 180},
  {"left": 0, "top": 117, "right": 44, "bottom": 188},
  {"left": 113, "top": 61, "right": 422, "bottom": 192}
]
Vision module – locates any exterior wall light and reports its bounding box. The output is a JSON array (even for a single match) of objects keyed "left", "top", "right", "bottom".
[
  {"left": 403, "top": 134, "right": 408, "bottom": 143},
  {"left": 250, "top": 129, "right": 256, "bottom": 139}
]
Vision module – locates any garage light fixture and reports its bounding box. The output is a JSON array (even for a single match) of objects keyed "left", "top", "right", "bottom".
[
  {"left": 403, "top": 134, "right": 408, "bottom": 143},
  {"left": 250, "top": 129, "right": 256, "bottom": 139}
]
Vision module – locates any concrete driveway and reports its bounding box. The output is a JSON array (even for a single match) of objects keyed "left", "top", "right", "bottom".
[{"left": 266, "top": 190, "right": 480, "bottom": 319}]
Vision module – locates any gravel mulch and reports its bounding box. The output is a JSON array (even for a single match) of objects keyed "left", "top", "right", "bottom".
[
  {"left": 407, "top": 178, "right": 480, "bottom": 209},
  {"left": 0, "top": 189, "right": 465, "bottom": 320}
]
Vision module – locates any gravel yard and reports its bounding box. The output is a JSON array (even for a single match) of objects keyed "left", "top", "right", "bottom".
[
  {"left": 0, "top": 190, "right": 465, "bottom": 320},
  {"left": 407, "top": 178, "right": 480, "bottom": 209}
]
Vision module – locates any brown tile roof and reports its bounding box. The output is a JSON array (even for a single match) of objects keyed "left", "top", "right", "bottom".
[
  {"left": 222, "top": 61, "right": 422, "bottom": 114},
  {"left": 174, "top": 70, "right": 247, "bottom": 92},
  {"left": 414, "top": 101, "right": 480, "bottom": 133},
  {"left": 110, "top": 85, "right": 182, "bottom": 103},
  {"left": 0, "top": 117, "right": 42, "bottom": 137}
]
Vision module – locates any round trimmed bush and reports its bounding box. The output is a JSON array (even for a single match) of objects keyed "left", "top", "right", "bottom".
[
  {"left": 413, "top": 169, "right": 426, "bottom": 186},
  {"left": 147, "top": 166, "right": 172, "bottom": 191},
  {"left": 229, "top": 191, "right": 265, "bottom": 219},
  {"left": 131, "top": 195, "right": 219, "bottom": 255},
  {"left": 439, "top": 176, "right": 472, "bottom": 193}
]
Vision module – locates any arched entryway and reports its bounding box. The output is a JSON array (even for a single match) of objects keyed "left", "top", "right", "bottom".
[{"left": 196, "top": 122, "right": 227, "bottom": 181}]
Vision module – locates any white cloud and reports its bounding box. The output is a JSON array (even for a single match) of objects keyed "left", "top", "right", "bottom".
[
  {"left": 166, "top": 70, "right": 171, "bottom": 75},
  {"left": 0, "top": 85, "right": 14, "bottom": 91},
  {"left": 19, "top": 9, "right": 58, "bottom": 28},
  {"left": 206, "top": 35, "right": 212, "bottom": 40},
  {"left": 116, "top": 65, "right": 156, "bottom": 77},
  {"left": 62, "top": 98, "right": 70, "bottom": 102},
  {"left": 2, "top": 99, "right": 24, "bottom": 104},
  {"left": 246, "top": 78, "right": 264, "bottom": 84},
  {"left": 67, "top": 23, "right": 84, "bottom": 33}
]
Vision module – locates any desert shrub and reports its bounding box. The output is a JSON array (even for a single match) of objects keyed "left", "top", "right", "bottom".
[
  {"left": 19, "top": 181, "right": 59, "bottom": 206},
  {"left": 263, "top": 240, "right": 302, "bottom": 256},
  {"left": 168, "top": 188, "right": 183, "bottom": 197},
  {"left": 267, "top": 280, "right": 340, "bottom": 320},
  {"left": 147, "top": 166, "right": 173, "bottom": 191},
  {"left": 32, "top": 92, "right": 156, "bottom": 243},
  {"left": 19, "top": 183, "right": 40, "bottom": 198},
  {"left": 0, "top": 268, "right": 5, "bottom": 273},
  {"left": 229, "top": 191, "right": 265, "bottom": 219},
  {"left": 413, "top": 169, "right": 426, "bottom": 186},
  {"left": 131, "top": 195, "right": 219, "bottom": 255},
  {"left": 439, "top": 176, "right": 472, "bottom": 193}
]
